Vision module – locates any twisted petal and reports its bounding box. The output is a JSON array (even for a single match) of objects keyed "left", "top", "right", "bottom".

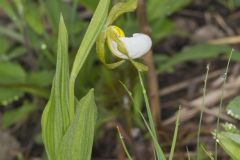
[{"left": 111, "top": 33, "right": 152, "bottom": 59}]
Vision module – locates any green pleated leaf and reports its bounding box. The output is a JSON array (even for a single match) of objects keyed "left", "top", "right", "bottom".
[
  {"left": 224, "top": 132, "right": 240, "bottom": 144},
  {"left": 58, "top": 89, "right": 97, "bottom": 160},
  {"left": 41, "top": 15, "right": 70, "bottom": 160},
  {"left": 226, "top": 96, "right": 240, "bottom": 120},
  {"left": 41, "top": 88, "right": 58, "bottom": 159},
  {"left": 216, "top": 132, "right": 240, "bottom": 160},
  {"left": 52, "top": 14, "right": 70, "bottom": 132}
]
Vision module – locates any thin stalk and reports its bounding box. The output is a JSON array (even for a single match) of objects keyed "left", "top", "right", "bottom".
[
  {"left": 214, "top": 49, "right": 233, "bottom": 159},
  {"left": 120, "top": 80, "right": 166, "bottom": 160},
  {"left": 169, "top": 106, "right": 181, "bottom": 160},
  {"left": 201, "top": 145, "right": 214, "bottom": 160},
  {"left": 117, "top": 126, "right": 133, "bottom": 160},
  {"left": 138, "top": 72, "right": 166, "bottom": 160},
  {"left": 138, "top": 72, "right": 157, "bottom": 138},
  {"left": 139, "top": 112, "right": 165, "bottom": 160},
  {"left": 119, "top": 81, "right": 134, "bottom": 102},
  {"left": 137, "top": 0, "right": 161, "bottom": 124},
  {"left": 197, "top": 64, "right": 210, "bottom": 160}
]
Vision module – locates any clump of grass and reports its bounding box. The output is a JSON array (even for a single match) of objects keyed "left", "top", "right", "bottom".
[
  {"left": 118, "top": 50, "right": 234, "bottom": 160},
  {"left": 197, "top": 64, "right": 210, "bottom": 160},
  {"left": 192, "top": 49, "right": 234, "bottom": 160},
  {"left": 119, "top": 71, "right": 181, "bottom": 160}
]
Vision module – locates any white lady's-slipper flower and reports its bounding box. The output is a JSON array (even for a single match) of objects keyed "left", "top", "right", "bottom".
[{"left": 107, "top": 26, "right": 152, "bottom": 59}]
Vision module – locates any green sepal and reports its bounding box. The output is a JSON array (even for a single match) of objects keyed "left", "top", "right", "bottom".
[
  {"left": 96, "top": 30, "right": 125, "bottom": 69},
  {"left": 130, "top": 60, "right": 148, "bottom": 72},
  {"left": 106, "top": 0, "right": 138, "bottom": 26},
  {"left": 106, "top": 27, "right": 129, "bottom": 56}
]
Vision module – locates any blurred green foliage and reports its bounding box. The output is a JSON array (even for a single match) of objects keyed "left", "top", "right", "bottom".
[
  {"left": 227, "top": 96, "right": 240, "bottom": 120},
  {"left": 2, "top": 103, "right": 37, "bottom": 128},
  {"left": 216, "top": 96, "right": 240, "bottom": 160},
  {"left": 156, "top": 44, "right": 238, "bottom": 73},
  {"left": 218, "top": 0, "right": 240, "bottom": 10}
]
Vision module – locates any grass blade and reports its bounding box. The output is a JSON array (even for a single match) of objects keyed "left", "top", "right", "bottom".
[
  {"left": 169, "top": 107, "right": 181, "bottom": 160},
  {"left": 186, "top": 146, "right": 191, "bottom": 160},
  {"left": 138, "top": 72, "right": 157, "bottom": 138},
  {"left": 120, "top": 80, "right": 166, "bottom": 160},
  {"left": 196, "top": 64, "right": 210, "bottom": 159},
  {"left": 117, "top": 126, "right": 133, "bottom": 160}
]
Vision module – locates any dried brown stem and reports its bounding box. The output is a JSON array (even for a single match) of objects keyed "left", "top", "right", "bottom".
[
  {"left": 137, "top": 0, "right": 161, "bottom": 126},
  {"left": 163, "top": 75, "right": 240, "bottom": 126}
]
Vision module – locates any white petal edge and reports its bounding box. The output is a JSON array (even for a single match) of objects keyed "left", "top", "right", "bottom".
[{"left": 110, "top": 33, "right": 152, "bottom": 59}]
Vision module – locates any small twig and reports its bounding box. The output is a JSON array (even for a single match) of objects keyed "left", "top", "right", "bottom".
[
  {"left": 137, "top": 0, "right": 161, "bottom": 125},
  {"left": 163, "top": 74, "right": 240, "bottom": 126},
  {"left": 209, "top": 36, "right": 240, "bottom": 44},
  {"left": 214, "top": 13, "right": 234, "bottom": 36},
  {"left": 159, "top": 69, "right": 223, "bottom": 96},
  {"left": 186, "top": 146, "right": 191, "bottom": 160},
  {"left": 204, "top": 107, "right": 233, "bottom": 122}
]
